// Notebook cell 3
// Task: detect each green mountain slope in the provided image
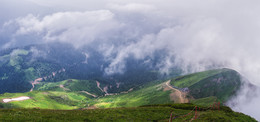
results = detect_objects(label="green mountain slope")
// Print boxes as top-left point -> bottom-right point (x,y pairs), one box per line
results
0,68 -> 244,109
171,68 -> 241,102
0,91 -> 94,109
94,80 -> 173,108
34,79 -> 104,97
0,44 -> 167,94
0,68 -> 256,120
170,69 -> 226,88
94,68 -> 243,108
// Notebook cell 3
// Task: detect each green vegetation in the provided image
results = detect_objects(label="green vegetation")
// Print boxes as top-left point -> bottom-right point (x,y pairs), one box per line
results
170,68 -> 241,102
191,96 -> 218,106
0,68 -> 242,110
34,79 -> 104,96
24,67 -> 37,82
171,69 -> 227,88
0,91 -> 94,109
64,79 -> 104,96
8,49 -> 29,70
0,45 -> 163,94
0,66 -> 254,121
34,81 -> 66,92
0,80 -> 174,109
94,80 -> 172,108
0,104 -> 256,121
188,69 -> 241,101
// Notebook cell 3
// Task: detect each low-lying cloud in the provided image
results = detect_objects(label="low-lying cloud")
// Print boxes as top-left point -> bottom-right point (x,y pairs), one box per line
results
1,0 -> 260,120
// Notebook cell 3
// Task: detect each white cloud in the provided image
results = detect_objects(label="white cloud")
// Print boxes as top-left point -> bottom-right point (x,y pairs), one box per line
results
4,1 -> 260,82
3,0 -> 260,80
108,3 -> 156,13
14,10 -> 121,48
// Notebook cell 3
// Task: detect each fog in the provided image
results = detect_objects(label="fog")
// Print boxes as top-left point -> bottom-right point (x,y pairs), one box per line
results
1,0 -> 260,120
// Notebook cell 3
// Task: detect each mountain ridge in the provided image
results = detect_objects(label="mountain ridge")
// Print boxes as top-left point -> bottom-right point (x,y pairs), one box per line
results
0,68 -> 246,109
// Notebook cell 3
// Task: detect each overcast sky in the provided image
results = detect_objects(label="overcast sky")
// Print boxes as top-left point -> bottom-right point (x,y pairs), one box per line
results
1,0 -> 260,120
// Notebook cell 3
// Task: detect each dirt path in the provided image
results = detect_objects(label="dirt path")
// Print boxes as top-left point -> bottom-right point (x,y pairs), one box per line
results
30,78 -> 43,92
80,91 -> 97,98
30,68 -> 66,92
96,81 -> 104,92
164,80 -> 189,103
59,85 -> 70,91
96,81 -> 127,96
120,88 -> 134,94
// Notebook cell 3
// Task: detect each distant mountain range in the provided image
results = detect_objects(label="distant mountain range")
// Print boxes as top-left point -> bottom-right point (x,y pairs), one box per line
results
0,43 -> 173,94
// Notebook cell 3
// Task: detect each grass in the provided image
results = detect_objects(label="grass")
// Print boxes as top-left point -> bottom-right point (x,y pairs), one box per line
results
32,79 -> 174,109
0,104 -> 256,121
0,68 -> 249,121
34,79 -> 104,97
0,91 -> 93,109
64,79 -> 104,96
190,96 -> 218,106
188,70 -> 241,101
34,80 -> 68,91
0,68 -> 241,110
94,80 -> 173,108
169,68 -> 241,102
171,69 -> 228,88
0,80 -> 173,109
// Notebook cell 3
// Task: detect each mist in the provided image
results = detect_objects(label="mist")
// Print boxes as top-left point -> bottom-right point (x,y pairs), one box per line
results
1,0 -> 260,120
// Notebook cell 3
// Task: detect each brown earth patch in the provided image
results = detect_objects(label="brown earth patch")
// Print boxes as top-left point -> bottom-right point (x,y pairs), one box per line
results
163,80 -> 189,103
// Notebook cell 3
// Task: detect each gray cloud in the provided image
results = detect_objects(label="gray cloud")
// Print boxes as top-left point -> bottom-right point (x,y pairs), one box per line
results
1,0 -> 260,120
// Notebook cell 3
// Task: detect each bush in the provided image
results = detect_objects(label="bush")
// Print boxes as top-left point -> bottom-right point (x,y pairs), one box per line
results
219,106 -> 233,112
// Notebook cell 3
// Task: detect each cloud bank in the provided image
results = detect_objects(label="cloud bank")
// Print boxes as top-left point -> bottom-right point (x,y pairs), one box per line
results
1,0 -> 260,120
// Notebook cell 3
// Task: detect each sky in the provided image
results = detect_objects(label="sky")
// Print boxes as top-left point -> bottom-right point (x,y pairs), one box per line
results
1,0 -> 260,120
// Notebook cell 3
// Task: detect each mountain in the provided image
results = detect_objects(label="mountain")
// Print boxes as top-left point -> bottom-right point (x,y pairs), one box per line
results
0,68 -> 248,110
0,44 -> 256,120
93,68 -> 244,108
0,43 -> 177,94
170,68 -> 242,102
0,68 -> 256,120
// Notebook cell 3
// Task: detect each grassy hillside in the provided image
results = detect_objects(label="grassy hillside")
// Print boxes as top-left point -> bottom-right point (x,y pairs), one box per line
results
0,104 -> 256,121
95,68 -> 242,108
171,69 -> 229,88
190,96 -> 219,106
0,79 -> 175,109
34,79 -> 104,96
94,80 -> 173,108
0,91 -> 94,109
0,68 -> 243,109
0,68 -> 256,121
170,68 -> 241,102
